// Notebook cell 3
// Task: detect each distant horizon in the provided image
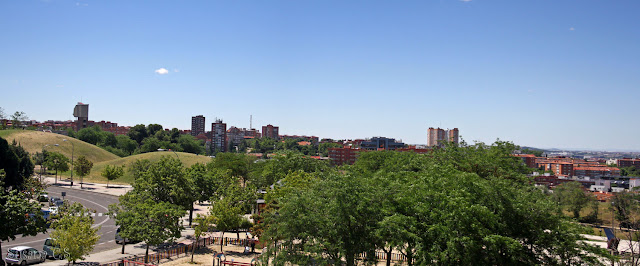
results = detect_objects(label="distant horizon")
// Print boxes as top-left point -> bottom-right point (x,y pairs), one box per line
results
2,1 -> 640,151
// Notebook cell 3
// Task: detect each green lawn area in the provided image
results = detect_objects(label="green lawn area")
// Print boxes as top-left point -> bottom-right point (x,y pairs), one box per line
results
55,151 -> 212,184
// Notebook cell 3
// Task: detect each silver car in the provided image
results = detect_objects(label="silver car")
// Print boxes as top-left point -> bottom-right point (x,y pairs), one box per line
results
4,246 -> 45,265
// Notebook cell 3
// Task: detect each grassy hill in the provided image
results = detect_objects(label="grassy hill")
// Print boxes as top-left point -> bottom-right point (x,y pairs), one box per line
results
0,129 -> 120,163
0,129 -> 212,185
82,151 -> 212,184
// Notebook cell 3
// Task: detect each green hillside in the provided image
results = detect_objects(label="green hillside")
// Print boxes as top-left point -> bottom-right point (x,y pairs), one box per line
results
82,151 -> 212,184
0,129 -> 119,163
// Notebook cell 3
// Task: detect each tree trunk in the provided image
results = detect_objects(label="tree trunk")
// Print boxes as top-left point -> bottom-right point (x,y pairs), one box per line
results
145,244 -> 149,263
189,203 -> 194,226
191,237 -> 197,263
386,248 -> 392,266
220,232 -> 224,252
346,253 -> 355,266
121,240 -> 125,254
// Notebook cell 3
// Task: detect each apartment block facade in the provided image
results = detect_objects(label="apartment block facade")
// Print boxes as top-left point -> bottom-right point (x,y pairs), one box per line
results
191,115 -> 206,136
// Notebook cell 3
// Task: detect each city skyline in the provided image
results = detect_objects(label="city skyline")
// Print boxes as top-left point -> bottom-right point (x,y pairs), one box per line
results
2,1 -> 640,151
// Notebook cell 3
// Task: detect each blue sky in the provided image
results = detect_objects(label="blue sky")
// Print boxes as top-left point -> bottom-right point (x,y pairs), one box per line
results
1,0 -> 639,151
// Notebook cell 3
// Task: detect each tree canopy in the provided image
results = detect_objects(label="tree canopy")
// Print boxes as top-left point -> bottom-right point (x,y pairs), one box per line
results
261,141 -> 611,265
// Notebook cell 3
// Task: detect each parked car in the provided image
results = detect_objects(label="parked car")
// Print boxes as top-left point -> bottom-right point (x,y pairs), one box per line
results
4,246 -> 45,265
48,207 -> 58,215
42,238 -> 65,260
48,197 -> 60,205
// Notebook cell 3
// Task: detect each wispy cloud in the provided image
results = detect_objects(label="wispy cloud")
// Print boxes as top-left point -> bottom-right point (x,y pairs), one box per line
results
75,2 -> 88,6
569,27 -> 575,31
56,85 -> 64,88
460,0 -> 473,2
173,69 -> 180,73
155,68 -> 169,75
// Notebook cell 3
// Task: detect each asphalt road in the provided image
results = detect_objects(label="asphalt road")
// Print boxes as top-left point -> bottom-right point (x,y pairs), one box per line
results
1,185 -> 120,259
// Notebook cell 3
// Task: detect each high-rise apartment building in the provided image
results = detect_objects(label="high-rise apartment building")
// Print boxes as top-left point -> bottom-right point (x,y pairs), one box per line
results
72,102 -> 89,131
427,127 -> 459,147
261,124 -> 279,139
211,119 -> 227,153
191,115 -> 205,136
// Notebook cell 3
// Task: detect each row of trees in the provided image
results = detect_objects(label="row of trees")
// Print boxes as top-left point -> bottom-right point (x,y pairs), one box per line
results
254,142 -> 612,265
0,107 -> 29,129
108,155 -> 257,262
70,124 -> 205,157
236,137 -> 341,156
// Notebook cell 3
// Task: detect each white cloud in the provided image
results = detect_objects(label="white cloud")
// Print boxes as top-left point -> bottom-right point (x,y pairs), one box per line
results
460,0 -> 473,2
155,68 -> 169,75
173,69 -> 180,73
569,27 -> 575,31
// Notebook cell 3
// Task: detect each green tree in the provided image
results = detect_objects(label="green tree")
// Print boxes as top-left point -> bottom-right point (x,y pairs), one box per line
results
127,124 -> 149,145
554,181 -> 591,219
44,152 -> 69,183
50,202 -> 100,264
73,156 -> 93,188
178,134 -> 205,154
108,191 -> 184,262
146,124 -> 164,136
210,197 -> 242,252
116,135 -> 138,155
191,214 -> 215,263
128,159 -> 152,179
10,111 -> 28,129
0,137 -> 35,189
77,125 -> 103,145
102,165 -> 124,188
0,169 -> 48,263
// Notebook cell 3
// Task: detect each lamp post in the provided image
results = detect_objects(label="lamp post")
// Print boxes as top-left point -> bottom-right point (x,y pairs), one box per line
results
63,139 -> 74,186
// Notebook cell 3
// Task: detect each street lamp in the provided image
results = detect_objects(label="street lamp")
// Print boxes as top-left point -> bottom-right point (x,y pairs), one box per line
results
157,148 -> 179,159
63,139 -> 74,187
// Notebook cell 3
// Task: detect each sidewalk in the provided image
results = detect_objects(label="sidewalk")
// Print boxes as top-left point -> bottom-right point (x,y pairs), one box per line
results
39,176 -> 217,265
43,176 -> 133,197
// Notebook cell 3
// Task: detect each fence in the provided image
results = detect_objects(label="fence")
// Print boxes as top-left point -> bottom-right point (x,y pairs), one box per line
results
101,236 -> 408,265
101,236 -> 257,266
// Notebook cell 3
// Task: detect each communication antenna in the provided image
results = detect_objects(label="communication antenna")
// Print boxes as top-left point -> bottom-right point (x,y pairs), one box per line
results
250,115 -> 253,130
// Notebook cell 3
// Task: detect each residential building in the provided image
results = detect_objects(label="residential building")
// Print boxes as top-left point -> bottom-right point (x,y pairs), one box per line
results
328,146 -> 360,165
191,115 -> 206,137
262,124 -> 279,139
618,158 -> 640,169
427,127 -> 459,147
211,119 -> 227,153
513,154 -> 537,168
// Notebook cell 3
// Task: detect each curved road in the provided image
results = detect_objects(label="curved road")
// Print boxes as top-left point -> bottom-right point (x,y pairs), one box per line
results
1,185 -> 120,258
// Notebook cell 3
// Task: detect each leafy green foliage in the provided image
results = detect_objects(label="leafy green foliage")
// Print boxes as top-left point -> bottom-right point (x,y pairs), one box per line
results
44,151 -> 69,179
101,164 -> 124,187
553,181 -> 592,219
0,169 -> 48,255
210,197 -> 243,252
109,191 -> 184,262
0,137 -> 34,189
262,142 -> 611,265
74,155 -> 93,181
50,202 -> 100,264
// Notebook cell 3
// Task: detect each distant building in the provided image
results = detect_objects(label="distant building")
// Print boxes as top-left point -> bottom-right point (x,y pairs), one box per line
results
262,124 -> 279,139
280,135 -> 319,143
227,127 -> 260,146
191,115 -> 206,137
328,146 -> 360,165
618,158 -> 640,169
427,127 -> 459,147
513,154 -> 538,168
211,119 -> 227,153
360,137 -> 405,151
73,102 -> 89,131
